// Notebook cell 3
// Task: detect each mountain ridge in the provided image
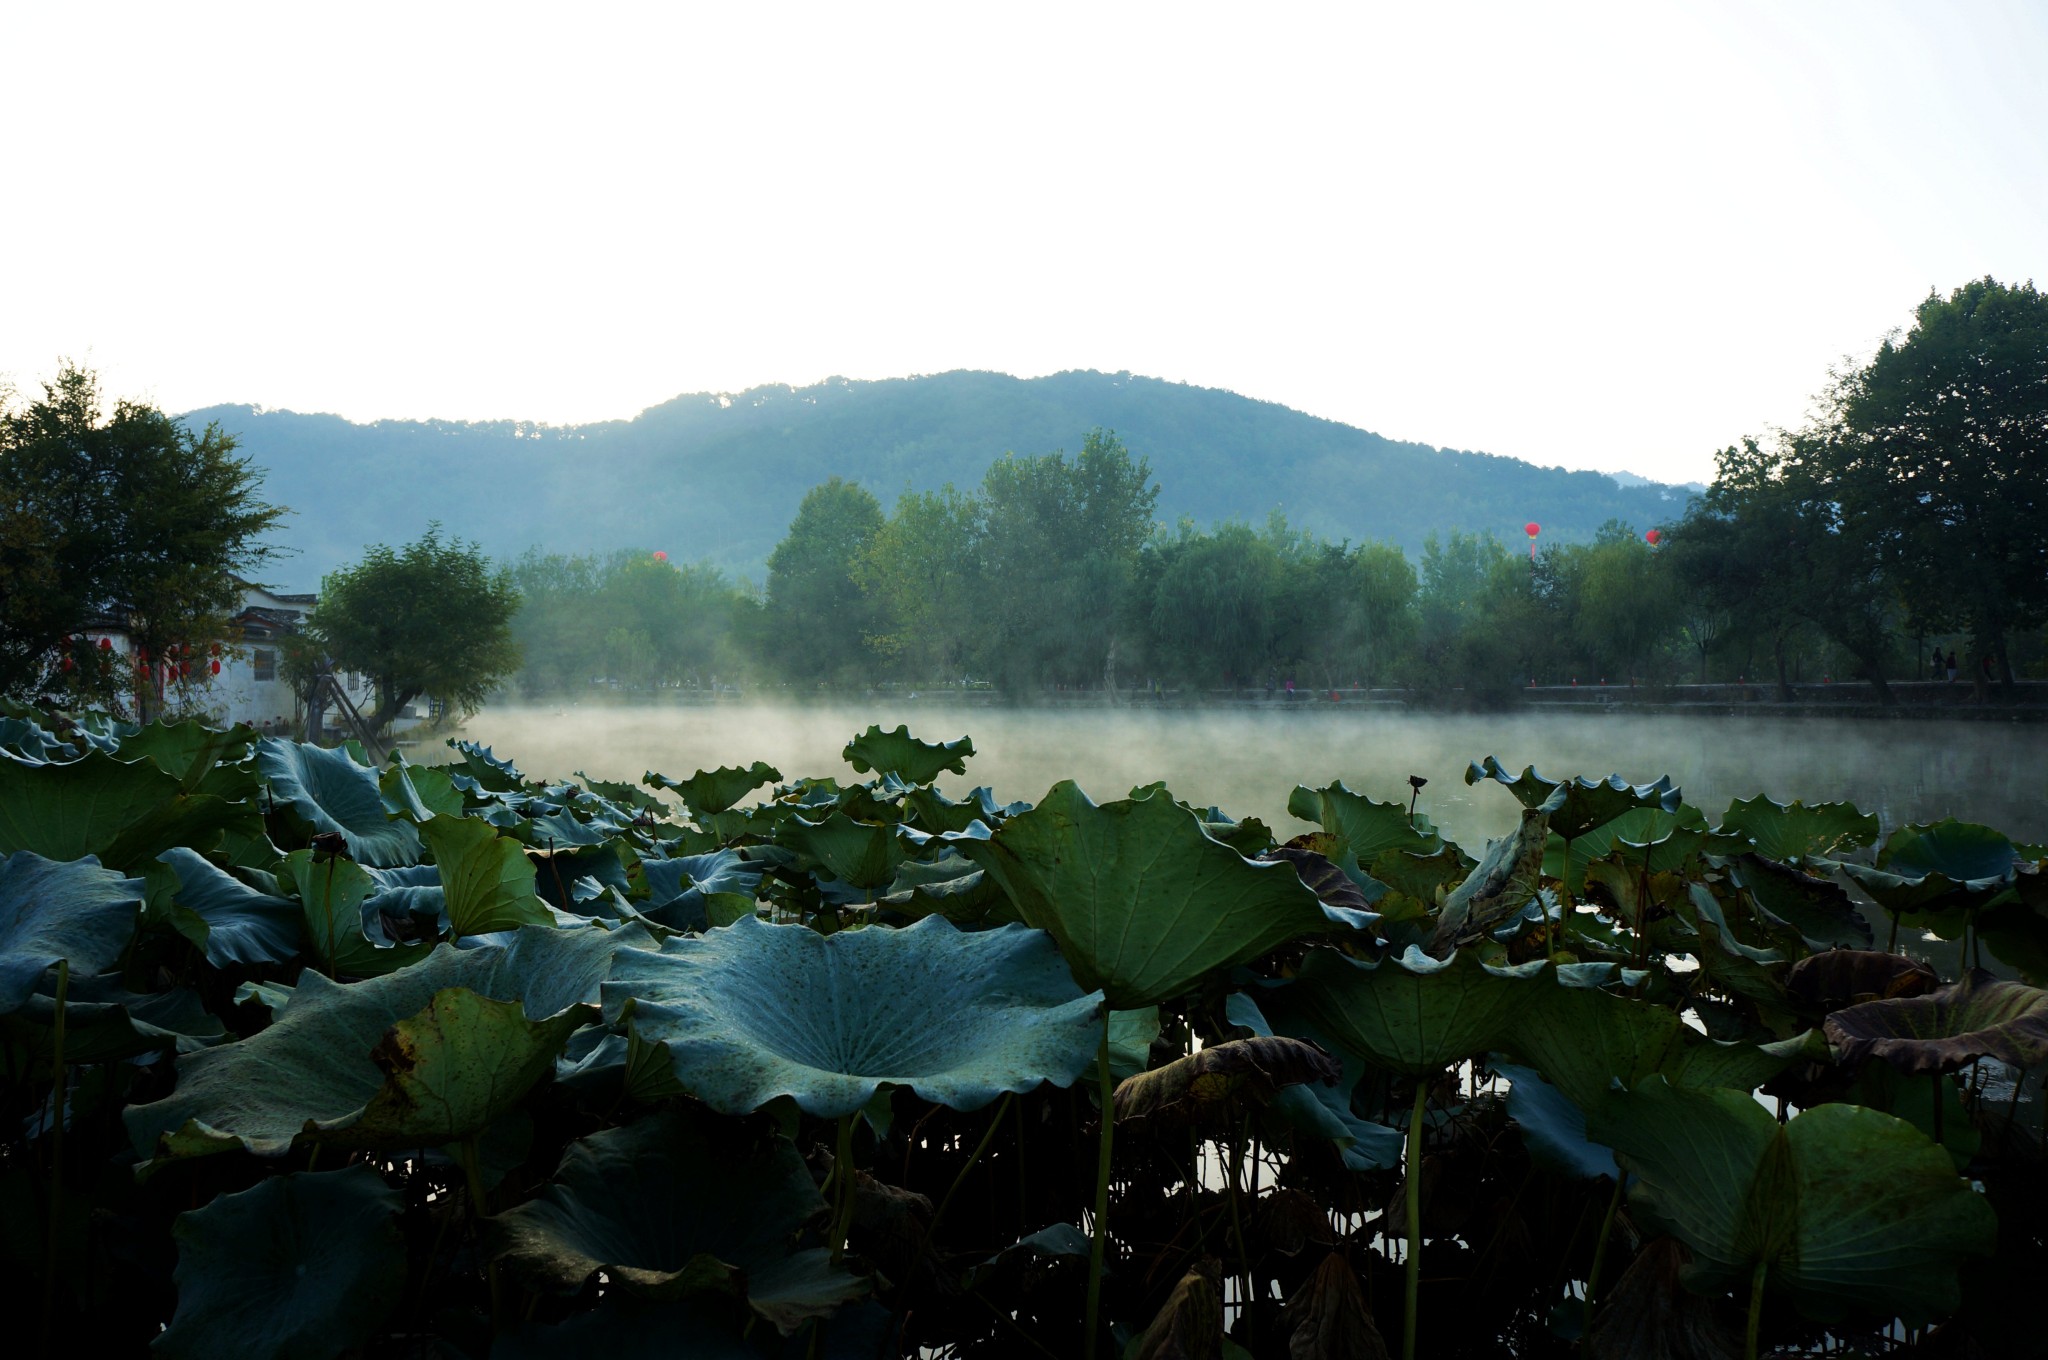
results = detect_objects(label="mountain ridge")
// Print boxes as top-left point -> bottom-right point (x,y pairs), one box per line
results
180,368 -> 1696,591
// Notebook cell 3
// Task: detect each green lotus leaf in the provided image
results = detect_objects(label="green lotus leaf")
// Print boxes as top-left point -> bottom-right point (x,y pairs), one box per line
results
843,723 -> 974,784
379,758 -> 464,821
1466,757 -> 1681,840
0,852 -> 143,1013
1728,854 -> 1873,949
1223,990 -> 1404,1172
283,850 -> 432,977
645,761 -> 782,816
488,1109 -> 866,1331
1824,969 -> 2048,1076
156,847 -> 303,967
258,738 -> 421,868
448,739 -> 529,792
781,810 -> 907,891
1585,1079 -> 1995,1325
602,914 -> 1103,1118
904,785 -> 1024,835
1498,1063 -> 1619,1181
877,852 -> 1019,926
1663,883 -> 1789,1014
9,968 -> 226,1062
126,925 -> 656,1161
156,1165 -> 404,1360
1286,946 -> 1546,1078
0,750 -> 244,872
1841,820 -> 2022,917
1551,804 -> 1714,897
637,850 -> 764,931
421,815 -> 553,936
0,712 -> 76,764
959,781 -> 1370,1009
1784,949 -> 1939,1013
1286,781 -> 1441,860
1718,795 -> 1880,864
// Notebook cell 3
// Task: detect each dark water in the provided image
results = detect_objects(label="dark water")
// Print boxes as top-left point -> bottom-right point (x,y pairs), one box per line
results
452,702 -> 2048,849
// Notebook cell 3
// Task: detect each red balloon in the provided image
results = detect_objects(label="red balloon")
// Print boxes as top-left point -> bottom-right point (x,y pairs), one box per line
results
1524,522 -> 1541,538
1644,529 -> 1661,546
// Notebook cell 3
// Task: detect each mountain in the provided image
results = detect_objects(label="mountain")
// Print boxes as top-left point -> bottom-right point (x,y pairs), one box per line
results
182,370 -> 1697,590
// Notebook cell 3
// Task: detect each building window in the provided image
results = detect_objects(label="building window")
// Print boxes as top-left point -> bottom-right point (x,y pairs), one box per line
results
253,649 -> 276,682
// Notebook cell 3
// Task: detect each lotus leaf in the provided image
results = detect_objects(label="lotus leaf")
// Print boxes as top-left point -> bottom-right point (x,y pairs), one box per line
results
602,914 -> 1103,1118
259,738 -> 421,867
843,723 -> 974,783
126,925 -> 656,1160
1466,758 -> 1681,840
1552,804 -> 1715,898
488,1109 -> 866,1331
1586,1079 -> 1994,1324
1429,808 -> 1550,953
782,810 -> 908,890
1286,946 -> 1545,1078
0,750 -> 245,871
156,1165 -> 404,1360
1112,1035 -> 1339,1126
380,758 -> 464,820
646,761 -> 781,815
1224,990 -> 1405,1172
449,739 -> 528,791
0,851 -> 143,1013
877,853 -> 1018,925
9,969 -> 226,1061
116,719 -> 255,788
0,712 -> 76,764
1497,1063 -> 1619,1181
959,781 -> 1370,1009
1784,949 -> 1938,1012
1582,1238 -> 1741,1360
1286,781 -> 1441,860
1718,795 -> 1879,864
637,849 -> 764,930
1284,1252 -> 1391,1360
1728,854 -> 1873,949
157,847 -> 303,967
284,850 -> 431,976
420,814 -> 553,936
1261,846 -> 1377,917
1824,969 -> 2048,1075
1840,820 -> 2021,917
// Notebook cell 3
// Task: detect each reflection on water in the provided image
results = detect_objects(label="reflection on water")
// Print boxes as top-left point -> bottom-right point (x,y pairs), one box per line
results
449,702 -> 2048,849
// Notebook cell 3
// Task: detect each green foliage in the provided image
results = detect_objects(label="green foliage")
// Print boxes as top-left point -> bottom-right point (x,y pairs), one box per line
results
309,524 -> 521,732
0,361 -> 286,710
763,478 -> 885,684
4,710 -> 2041,1356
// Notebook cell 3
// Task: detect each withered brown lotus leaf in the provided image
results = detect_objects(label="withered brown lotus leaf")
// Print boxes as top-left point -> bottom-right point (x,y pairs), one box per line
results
1825,969 -> 2048,1076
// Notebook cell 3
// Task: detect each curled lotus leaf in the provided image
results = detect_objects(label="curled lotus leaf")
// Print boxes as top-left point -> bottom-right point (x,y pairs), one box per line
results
1112,1035 -> 1340,1126
1429,807 -> 1550,954
0,851 -> 144,1014
1585,1078 -> 1995,1326
156,1165 -> 404,1360
1841,820 -> 2022,916
1260,846 -> 1376,918
1583,1237 -> 1741,1360
1129,1257 -> 1226,1360
0,750 -> 246,873
781,810 -> 907,890
157,847 -> 303,968
1785,950 -> 1939,1014
420,815 -> 554,936
1728,855 -> 1873,950
488,1109 -> 865,1332
1286,781 -> 1441,861
958,781 -> 1373,1009
1466,757 -> 1681,840
1717,795 -> 1879,865
601,914 -> 1104,1118
842,724 -> 974,784
1283,1252 -> 1391,1360
637,849 -> 764,931
258,738 -> 421,868
1824,969 -> 2048,1076
126,925 -> 657,1161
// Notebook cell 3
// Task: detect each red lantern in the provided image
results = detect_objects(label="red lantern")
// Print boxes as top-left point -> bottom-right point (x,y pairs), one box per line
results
653,550 -> 669,562
61,655 -> 75,673
1524,523 -> 1540,538
210,659 -> 221,675
1644,529 -> 1661,546
99,637 -> 112,651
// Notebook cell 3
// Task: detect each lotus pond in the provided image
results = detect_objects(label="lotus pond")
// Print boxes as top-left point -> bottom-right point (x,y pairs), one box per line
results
2,706 -> 2045,1359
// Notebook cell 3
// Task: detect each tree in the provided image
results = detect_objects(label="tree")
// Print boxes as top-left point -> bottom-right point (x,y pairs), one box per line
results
1818,278 -> 2048,695
308,526 -> 521,733
0,361 -> 287,710
855,485 -> 982,680
763,478 -> 885,684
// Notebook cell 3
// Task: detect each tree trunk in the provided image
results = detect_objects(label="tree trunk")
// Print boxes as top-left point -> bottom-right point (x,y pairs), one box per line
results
1101,634 -> 1121,708
1773,636 -> 1794,703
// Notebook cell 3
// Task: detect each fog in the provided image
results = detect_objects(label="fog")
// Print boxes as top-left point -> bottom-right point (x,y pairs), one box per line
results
447,701 -> 2048,847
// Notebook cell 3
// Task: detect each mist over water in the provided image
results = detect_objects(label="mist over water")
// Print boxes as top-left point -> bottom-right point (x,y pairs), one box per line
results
449,701 -> 2048,847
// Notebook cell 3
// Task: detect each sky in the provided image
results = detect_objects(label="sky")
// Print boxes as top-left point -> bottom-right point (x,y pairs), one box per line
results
5,2 -> 2044,486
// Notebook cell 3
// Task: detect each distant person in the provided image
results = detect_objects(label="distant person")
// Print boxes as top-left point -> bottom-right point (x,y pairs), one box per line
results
1947,650 -> 1959,682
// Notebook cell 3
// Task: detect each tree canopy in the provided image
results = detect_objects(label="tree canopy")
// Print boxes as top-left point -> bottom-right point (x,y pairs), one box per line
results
308,526 -> 521,732
0,361 -> 286,711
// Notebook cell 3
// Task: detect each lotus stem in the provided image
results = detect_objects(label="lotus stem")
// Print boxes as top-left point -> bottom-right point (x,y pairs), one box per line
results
830,1112 -> 858,1262
1403,1075 -> 1429,1360
1744,1257 -> 1767,1360
1084,1013 -> 1114,1360
1886,910 -> 1899,954
458,1135 -> 502,1331
40,959 -> 69,1358
1582,1171 -> 1626,1332
904,1092 -> 1014,1290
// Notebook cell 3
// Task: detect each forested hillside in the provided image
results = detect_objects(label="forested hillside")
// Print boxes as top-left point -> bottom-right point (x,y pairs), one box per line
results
185,370 -> 1688,588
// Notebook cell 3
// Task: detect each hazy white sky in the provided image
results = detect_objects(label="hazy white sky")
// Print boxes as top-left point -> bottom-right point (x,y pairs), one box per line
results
5,2 -> 2043,484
